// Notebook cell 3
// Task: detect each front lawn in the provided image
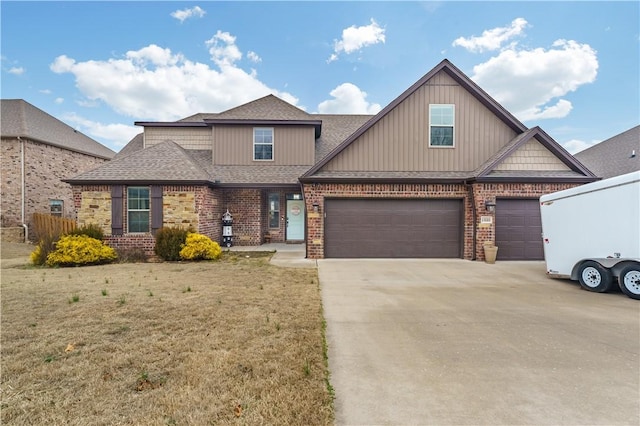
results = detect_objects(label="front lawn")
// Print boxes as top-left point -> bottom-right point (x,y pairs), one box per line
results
1,250 -> 332,425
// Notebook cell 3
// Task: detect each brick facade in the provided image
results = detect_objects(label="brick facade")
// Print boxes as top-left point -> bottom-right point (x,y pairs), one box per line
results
1,138 -> 109,240
302,181 -> 581,260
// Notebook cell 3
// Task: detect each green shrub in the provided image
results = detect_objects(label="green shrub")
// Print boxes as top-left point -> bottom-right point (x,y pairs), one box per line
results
154,227 -> 190,261
46,235 -> 117,267
116,247 -> 148,263
67,223 -> 104,240
30,235 -> 58,266
180,233 -> 222,261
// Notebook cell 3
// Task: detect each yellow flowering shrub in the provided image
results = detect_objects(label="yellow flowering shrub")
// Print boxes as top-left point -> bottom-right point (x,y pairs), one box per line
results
46,235 -> 117,267
179,233 -> 221,261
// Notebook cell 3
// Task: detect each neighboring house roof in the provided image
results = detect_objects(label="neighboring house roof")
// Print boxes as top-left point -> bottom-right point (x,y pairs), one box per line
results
65,140 -> 211,185
574,125 -> 640,179
1,99 -> 115,159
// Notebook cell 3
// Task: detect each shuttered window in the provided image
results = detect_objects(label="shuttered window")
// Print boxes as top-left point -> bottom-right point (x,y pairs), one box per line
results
127,187 -> 150,233
111,185 -> 124,236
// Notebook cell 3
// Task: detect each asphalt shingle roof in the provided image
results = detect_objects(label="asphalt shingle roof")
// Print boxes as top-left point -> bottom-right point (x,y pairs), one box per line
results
1,99 -> 115,159
214,94 -> 312,120
66,140 -> 210,183
575,125 -> 640,179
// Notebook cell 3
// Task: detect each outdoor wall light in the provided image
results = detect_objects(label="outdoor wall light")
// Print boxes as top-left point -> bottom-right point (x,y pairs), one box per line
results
484,200 -> 496,213
312,203 -> 320,213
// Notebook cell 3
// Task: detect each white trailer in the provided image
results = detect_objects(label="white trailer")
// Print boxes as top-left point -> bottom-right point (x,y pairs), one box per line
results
540,171 -> 640,299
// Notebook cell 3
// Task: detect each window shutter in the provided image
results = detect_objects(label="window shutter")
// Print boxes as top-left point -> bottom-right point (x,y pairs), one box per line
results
150,185 -> 163,235
111,185 -> 123,236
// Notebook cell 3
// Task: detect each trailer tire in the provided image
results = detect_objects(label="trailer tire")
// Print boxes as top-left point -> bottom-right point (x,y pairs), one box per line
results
618,264 -> 640,300
577,261 -> 614,293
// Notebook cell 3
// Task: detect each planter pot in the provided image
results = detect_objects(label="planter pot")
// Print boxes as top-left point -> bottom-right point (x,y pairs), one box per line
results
484,245 -> 498,264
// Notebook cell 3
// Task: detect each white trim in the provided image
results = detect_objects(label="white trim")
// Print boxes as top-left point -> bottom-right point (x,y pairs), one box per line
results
127,186 -> 150,233
428,104 -> 455,148
253,127 -> 274,161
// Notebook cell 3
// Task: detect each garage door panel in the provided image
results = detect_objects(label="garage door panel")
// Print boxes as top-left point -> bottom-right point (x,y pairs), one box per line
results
495,199 -> 543,260
325,199 -> 462,258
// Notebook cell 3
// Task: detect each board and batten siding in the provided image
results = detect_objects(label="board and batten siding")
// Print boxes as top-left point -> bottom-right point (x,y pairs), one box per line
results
213,125 -> 315,166
322,70 -> 518,173
144,127 -> 212,150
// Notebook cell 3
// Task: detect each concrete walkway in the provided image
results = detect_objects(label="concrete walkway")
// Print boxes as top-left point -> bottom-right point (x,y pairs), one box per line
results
226,243 -> 316,269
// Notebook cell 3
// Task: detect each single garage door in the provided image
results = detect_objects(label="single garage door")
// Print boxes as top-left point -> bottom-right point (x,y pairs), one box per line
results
495,198 -> 543,260
324,199 -> 462,258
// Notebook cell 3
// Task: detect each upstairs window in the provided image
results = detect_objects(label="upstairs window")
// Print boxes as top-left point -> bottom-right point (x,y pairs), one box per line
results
254,128 -> 274,161
429,104 -> 455,147
127,187 -> 150,233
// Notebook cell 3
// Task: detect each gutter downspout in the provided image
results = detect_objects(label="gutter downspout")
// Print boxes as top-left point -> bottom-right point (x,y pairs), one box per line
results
19,137 -> 28,242
466,180 -> 476,260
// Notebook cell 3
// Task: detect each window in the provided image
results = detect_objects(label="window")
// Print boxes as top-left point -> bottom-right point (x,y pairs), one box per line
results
50,200 -> 63,217
127,187 -> 150,232
429,104 -> 455,147
254,128 -> 273,160
268,193 -> 280,228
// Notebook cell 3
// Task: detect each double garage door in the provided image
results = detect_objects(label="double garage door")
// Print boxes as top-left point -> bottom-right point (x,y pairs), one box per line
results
324,199 -> 462,258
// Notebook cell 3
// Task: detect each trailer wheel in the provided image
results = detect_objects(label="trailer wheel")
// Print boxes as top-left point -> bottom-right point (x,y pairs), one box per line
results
577,261 -> 613,293
618,264 -> 640,300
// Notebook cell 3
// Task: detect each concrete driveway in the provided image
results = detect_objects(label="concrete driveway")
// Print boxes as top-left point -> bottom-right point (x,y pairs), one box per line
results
318,259 -> 639,425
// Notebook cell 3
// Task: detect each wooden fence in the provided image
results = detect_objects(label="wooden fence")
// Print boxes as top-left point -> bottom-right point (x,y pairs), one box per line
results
32,213 -> 76,240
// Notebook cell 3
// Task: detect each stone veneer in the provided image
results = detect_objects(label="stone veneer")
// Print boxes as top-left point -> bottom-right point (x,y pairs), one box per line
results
1,138 -> 109,240
302,182 -> 580,260
73,184 -> 223,256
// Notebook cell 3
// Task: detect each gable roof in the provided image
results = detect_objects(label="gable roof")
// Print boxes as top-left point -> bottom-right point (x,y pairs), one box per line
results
575,125 -> 640,179
64,140 -> 211,185
1,99 -> 115,159
474,126 -> 596,182
302,59 -> 528,178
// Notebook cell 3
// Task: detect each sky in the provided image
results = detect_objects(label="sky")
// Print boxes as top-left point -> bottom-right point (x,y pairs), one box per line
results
2,1 -> 638,154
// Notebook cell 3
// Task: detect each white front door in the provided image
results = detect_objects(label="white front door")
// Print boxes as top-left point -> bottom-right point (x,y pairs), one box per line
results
286,199 -> 305,240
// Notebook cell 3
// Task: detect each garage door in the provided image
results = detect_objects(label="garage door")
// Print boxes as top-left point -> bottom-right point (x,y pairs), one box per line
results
495,199 -> 543,260
324,199 -> 462,258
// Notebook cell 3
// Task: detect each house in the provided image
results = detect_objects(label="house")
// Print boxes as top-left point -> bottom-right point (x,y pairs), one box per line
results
1,99 -> 115,242
66,59 -> 596,260
574,125 -> 640,179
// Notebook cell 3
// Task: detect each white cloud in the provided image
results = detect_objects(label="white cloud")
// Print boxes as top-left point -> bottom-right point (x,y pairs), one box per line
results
39,89 -> 52,95
170,6 -> 205,23
8,67 -> 25,75
562,138 -> 599,154
247,51 -> 261,63
50,33 -> 299,122
328,18 -> 385,63
206,30 -> 242,67
317,83 -> 381,114
453,18 -> 528,53
470,39 -> 598,121
54,97 -> 64,104
63,112 -> 141,149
